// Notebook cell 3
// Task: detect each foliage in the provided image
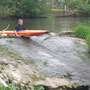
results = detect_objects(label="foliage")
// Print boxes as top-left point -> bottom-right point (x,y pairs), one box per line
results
0,0 -> 51,18
77,0 -> 90,14
74,25 -> 90,39
88,20 -> 90,25
64,0 -> 77,8
35,86 -> 45,90
0,84 -> 20,90
74,24 -> 90,51
86,34 -> 90,51
0,84 -> 45,90
55,0 -> 90,15
7,39 -> 14,43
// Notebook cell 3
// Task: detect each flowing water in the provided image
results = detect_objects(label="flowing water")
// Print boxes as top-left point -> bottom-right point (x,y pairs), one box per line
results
0,17 -> 90,86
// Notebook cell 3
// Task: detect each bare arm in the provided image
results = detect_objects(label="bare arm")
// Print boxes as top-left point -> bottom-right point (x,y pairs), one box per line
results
15,30 -> 19,37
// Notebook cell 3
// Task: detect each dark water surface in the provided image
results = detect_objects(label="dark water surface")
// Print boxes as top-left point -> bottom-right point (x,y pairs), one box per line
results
0,17 -> 89,33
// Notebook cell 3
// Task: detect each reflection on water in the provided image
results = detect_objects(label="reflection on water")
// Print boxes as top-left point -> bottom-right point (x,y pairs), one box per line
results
0,17 -> 89,33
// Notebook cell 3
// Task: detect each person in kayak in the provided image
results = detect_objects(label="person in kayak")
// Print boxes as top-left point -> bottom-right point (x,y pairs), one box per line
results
15,19 -> 26,37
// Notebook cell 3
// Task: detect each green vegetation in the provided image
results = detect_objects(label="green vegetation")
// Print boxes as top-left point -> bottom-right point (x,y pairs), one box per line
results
35,86 -> 45,90
0,84 -> 20,90
74,24 -> 90,51
74,25 -> 90,39
43,60 -> 49,65
0,0 -> 89,18
54,0 -> 90,16
0,0 -> 51,18
77,0 -> 90,15
0,84 -> 45,90
86,34 -> 90,51
7,40 -> 14,43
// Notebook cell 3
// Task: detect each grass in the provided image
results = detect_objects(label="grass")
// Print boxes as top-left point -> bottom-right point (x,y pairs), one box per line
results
9,53 -> 15,58
74,24 -> 90,51
74,24 -> 90,39
52,9 -> 77,13
0,84 -> 20,90
86,34 -> 90,51
7,39 -> 14,43
52,9 -> 65,12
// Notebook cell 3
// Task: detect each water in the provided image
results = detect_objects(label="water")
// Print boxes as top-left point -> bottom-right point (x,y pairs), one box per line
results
0,17 -> 89,33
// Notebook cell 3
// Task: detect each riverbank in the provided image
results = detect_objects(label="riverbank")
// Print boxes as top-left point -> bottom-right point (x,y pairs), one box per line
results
52,9 -> 90,17
0,33 -> 90,89
0,9 -> 90,19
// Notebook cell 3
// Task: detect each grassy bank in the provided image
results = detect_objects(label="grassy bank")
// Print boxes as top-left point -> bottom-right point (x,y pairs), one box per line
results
74,24 -> 90,51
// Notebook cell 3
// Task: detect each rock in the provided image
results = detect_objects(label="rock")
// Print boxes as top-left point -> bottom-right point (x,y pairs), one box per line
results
58,31 -> 74,36
50,32 -> 56,36
0,77 -> 8,87
32,78 -> 75,89
0,58 -> 8,65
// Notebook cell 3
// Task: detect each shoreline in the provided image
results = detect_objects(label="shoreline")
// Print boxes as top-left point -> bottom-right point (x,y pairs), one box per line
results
0,12 -> 90,19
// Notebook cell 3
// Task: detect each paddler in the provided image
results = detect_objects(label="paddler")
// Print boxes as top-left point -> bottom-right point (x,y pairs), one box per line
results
15,19 -> 26,37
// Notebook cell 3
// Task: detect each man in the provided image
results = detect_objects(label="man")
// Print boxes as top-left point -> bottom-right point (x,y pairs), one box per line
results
15,19 -> 26,37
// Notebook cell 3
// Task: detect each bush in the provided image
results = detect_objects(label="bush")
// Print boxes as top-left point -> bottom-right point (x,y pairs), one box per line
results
86,34 -> 90,51
0,0 -> 51,18
74,25 -> 90,39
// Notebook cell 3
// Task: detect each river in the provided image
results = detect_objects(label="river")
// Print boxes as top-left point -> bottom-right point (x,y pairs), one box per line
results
0,17 -> 90,33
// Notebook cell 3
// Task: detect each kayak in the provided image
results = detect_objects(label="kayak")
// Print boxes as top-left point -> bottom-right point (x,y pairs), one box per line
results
0,30 -> 49,37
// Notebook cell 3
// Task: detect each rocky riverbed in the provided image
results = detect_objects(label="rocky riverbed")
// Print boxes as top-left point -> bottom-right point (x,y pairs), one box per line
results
0,34 -> 90,90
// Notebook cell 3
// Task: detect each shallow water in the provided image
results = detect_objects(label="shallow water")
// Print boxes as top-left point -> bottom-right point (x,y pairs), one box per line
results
0,17 -> 90,33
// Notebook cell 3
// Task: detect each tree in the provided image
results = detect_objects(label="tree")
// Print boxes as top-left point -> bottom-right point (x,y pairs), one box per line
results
77,0 -> 90,14
0,0 -> 51,18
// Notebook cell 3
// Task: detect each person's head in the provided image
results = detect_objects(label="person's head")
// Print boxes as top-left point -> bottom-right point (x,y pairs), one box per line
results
18,19 -> 23,25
